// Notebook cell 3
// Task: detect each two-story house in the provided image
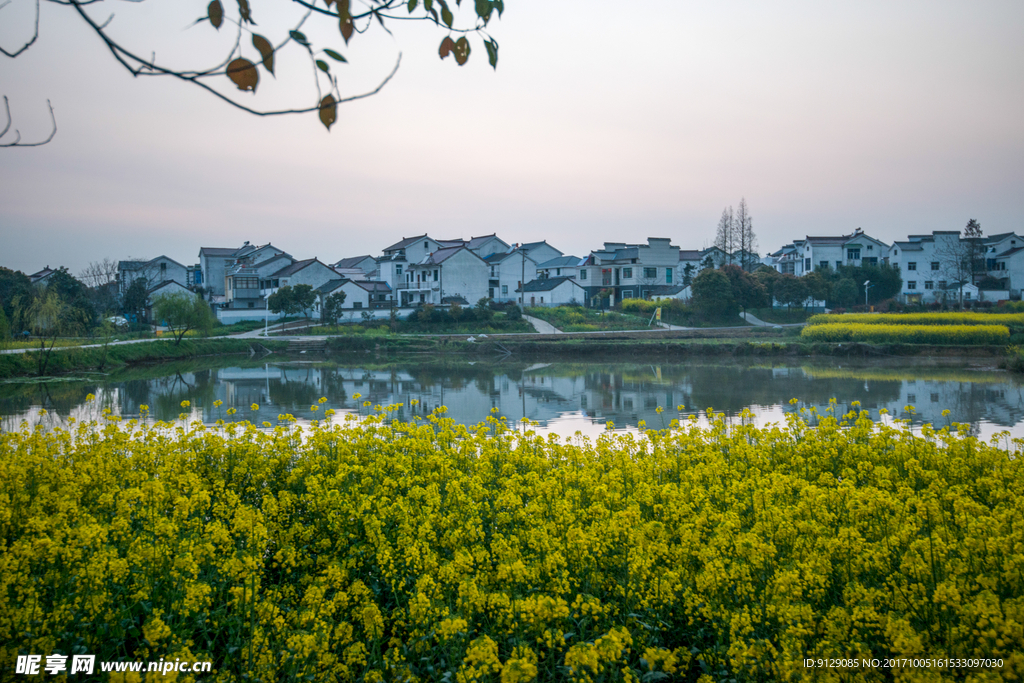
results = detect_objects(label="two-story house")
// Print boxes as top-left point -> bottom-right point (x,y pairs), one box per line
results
199,242 -> 290,301
578,238 -> 680,307
117,256 -> 189,295
403,246 -> 489,307
483,248 -> 540,303
888,231 -> 962,303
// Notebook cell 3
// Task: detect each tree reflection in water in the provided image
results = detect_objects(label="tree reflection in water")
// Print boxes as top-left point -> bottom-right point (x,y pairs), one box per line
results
1,359 -> 1022,440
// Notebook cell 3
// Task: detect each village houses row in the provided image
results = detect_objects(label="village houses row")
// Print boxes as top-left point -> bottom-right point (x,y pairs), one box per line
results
90,225 -> 1024,322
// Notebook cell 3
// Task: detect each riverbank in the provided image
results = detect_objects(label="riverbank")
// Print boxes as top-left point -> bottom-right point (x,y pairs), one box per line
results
0,330 -> 1011,380
0,339 -> 289,380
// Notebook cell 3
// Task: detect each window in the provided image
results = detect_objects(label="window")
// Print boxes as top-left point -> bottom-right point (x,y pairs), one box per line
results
234,276 -> 258,289
540,297 -> 544,303
396,265 -> 402,275
907,394 -> 916,403
931,262 -> 939,270
621,290 -> 633,299
272,279 -> 279,288
424,241 -> 428,248
805,258 -> 811,270
501,285 -> 508,294
836,261 -> 842,269
820,261 -> 829,270
160,262 -> 167,272
907,281 -> 917,290
248,302 -> 254,308
965,292 -> 972,300
644,267 -> 657,279
666,268 -> 672,283
433,270 -> 438,281
622,267 -> 633,279
938,280 -> 947,290
907,262 -> 917,271
867,245 -> 873,251
925,281 -> 934,290
354,302 -> 362,309
556,268 -> 561,276
580,270 -> 587,280
847,249 -> 861,260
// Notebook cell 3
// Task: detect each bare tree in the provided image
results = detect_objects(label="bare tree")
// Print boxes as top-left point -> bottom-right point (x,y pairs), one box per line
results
714,206 -> 736,266
735,198 -> 758,271
935,233 -> 972,309
79,258 -> 120,289
1,0 -> 507,143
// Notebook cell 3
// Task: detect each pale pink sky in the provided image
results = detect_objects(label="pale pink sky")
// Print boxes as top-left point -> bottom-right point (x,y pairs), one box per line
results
1,0 -> 1022,274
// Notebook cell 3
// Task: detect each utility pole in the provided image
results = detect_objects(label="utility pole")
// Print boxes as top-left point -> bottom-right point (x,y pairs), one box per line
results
520,245 -> 525,307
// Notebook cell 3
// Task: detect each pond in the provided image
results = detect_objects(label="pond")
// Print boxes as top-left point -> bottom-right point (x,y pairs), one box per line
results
3,356 -> 1022,441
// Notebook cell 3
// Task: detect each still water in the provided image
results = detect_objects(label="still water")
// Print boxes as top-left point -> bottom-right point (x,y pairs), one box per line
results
2,357 -> 1022,440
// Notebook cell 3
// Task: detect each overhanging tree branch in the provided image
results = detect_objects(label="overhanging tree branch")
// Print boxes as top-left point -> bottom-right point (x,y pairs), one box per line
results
1,0 -> 503,142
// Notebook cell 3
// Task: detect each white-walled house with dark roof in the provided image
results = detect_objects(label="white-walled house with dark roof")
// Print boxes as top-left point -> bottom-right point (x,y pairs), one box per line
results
403,246 -> 489,307
887,231 -> 964,303
516,277 -> 587,307
769,228 -> 889,276
484,248 -> 539,304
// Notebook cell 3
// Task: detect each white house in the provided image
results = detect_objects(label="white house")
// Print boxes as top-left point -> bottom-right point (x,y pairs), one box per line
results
145,280 -> 193,322
535,256 -> 582,280
888,231 -> 963,303
520,241 -> 564,264
332,255 -> 378,278
118,256 -> 189,295
517,277 -> 587,307
223,253 -> 295,310
484,248 -> 539,304
650,285 -> 691,302
403,246 -> 489,307
770,228 -> 888,276
318,279 -> 394,314
984,234 -> 1024,296
579,238 -> 680,307
199,242 -> 290,299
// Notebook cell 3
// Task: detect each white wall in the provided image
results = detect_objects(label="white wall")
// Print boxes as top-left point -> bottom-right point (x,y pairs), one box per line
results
216,308 -> 287,324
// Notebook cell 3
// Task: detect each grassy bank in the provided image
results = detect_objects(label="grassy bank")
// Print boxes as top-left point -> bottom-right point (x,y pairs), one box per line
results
3,408 -> 1020,681
0,339 -> 288,380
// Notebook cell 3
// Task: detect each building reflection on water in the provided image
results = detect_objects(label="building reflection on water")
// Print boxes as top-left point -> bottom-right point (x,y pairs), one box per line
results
3,361 -> 1024,440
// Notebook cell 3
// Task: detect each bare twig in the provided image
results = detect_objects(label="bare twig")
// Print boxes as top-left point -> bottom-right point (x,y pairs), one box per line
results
0,0 -> 40,58
0,96 -> 57,147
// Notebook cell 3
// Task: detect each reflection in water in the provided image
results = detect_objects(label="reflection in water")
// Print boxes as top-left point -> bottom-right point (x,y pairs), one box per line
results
2,360 -> 1023,441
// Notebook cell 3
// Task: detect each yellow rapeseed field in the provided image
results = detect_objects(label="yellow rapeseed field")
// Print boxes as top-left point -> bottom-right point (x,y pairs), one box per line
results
2,400 -> 1023,682
807,313 -> 1024,327
800,323 -> 1009,345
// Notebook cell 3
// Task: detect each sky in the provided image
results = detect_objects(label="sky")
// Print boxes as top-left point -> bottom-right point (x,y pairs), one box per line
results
1,0 -> 1022,275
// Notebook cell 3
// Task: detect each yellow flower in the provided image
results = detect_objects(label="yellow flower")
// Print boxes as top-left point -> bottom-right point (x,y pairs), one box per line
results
180,400 -> 190,408
319,396 -> 328,404
310,405 -> 318,412
251,403 -> 259,411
